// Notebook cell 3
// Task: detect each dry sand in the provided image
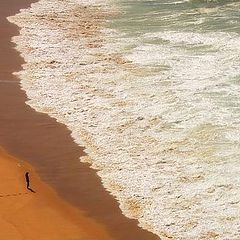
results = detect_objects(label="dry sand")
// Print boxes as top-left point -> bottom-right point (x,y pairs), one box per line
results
0,147 -> 113,240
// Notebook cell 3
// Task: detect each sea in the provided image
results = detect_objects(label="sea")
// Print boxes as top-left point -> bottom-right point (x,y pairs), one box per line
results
9,0 -> 240,239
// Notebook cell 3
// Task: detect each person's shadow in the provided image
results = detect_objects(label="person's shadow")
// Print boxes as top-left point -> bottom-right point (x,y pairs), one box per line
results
27,187 -> 35,193
25,172 -> 36,193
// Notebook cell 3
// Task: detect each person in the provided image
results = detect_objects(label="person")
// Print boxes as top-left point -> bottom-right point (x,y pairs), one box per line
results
25,172 -> 30,189
25,172 -> 35,193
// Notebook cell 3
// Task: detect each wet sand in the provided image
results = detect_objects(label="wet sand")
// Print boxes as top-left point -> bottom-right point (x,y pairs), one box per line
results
0,0 -> 159,239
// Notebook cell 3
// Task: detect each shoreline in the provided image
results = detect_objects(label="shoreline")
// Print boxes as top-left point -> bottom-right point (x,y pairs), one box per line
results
0,0 -> 159,239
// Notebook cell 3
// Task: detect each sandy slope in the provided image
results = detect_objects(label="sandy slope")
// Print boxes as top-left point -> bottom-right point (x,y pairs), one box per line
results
0,147 -> 112,240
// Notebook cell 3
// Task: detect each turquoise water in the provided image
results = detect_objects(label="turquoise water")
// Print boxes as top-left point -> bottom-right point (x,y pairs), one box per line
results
108,0 -> 240,132
104,2 -> 240,236
110,0 -> 240,34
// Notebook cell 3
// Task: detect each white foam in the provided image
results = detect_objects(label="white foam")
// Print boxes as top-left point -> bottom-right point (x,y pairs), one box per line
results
8,0 -> 240,239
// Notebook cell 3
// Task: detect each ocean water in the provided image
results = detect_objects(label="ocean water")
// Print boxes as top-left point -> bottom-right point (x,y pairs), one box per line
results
9,0 -> 240,239
106,0 -> 240,157
106,1 -> 240,238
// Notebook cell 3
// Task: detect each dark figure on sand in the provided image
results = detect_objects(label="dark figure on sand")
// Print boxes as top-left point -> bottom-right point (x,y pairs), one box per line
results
25,172 -> 35,193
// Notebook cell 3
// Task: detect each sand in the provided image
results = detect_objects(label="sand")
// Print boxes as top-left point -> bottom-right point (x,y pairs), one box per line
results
8,0 -> 240,239
0,147 -> 113,240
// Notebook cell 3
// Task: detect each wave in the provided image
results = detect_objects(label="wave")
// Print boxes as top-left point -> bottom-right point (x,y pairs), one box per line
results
8,0 -> 240,239
188,0 -> 240,6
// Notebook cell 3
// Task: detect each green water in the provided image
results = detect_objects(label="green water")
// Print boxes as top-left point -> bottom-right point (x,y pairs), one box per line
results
110,0 -> 240,35
106,0 -> 240,156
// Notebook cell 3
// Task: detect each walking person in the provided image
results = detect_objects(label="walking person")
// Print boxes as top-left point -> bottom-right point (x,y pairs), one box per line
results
25,172 -> 30,189
25,172 -> 35,192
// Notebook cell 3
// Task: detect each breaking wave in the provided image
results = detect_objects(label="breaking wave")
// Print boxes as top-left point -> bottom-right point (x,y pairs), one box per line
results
8,0 -> 240,239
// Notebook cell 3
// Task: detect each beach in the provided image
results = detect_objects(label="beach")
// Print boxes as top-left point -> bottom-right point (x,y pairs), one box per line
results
2,0 -> 240,239
0,147 -> 113,240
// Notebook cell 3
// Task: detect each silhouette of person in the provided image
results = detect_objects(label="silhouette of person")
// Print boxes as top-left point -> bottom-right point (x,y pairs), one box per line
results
25,172 -> 30,189
25,172 -> 35,193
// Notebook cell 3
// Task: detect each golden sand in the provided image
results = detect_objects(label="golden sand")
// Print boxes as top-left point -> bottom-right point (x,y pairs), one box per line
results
0,147 -> 112,240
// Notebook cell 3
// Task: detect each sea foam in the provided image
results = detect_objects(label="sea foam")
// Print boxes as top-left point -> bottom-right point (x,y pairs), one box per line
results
8,0 -> 240,239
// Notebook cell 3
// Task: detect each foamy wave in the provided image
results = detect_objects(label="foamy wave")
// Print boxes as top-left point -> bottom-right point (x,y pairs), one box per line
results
8,0 -> 240,239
